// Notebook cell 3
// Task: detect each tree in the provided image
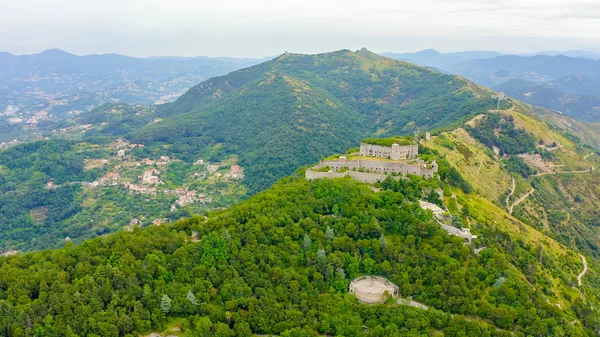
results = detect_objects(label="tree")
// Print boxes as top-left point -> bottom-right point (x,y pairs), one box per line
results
303,234 -> 312,251
186,289 -> 198,306
379,233 -> 387,249
160,294 -> 172,314
325,226 -> 335,241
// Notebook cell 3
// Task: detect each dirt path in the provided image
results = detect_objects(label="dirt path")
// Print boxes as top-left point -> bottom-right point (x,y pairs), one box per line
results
532,167 -> 593,177
578,254 -> 588,286
508,188 -> 535,215
532,153 -> 595,177
476,154 -> 484,177
506,176 -> 515,211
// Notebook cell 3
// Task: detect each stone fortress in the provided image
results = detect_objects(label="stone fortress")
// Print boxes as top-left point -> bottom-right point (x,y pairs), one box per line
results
306,140 -> 438,183
306,138 -> 478,245
349,276 -> 399,304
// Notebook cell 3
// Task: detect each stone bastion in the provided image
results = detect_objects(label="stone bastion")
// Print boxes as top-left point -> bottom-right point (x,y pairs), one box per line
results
349,276 -> 399,304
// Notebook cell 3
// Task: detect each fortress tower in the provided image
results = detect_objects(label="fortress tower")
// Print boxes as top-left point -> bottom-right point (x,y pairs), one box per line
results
360,142 -> 418,160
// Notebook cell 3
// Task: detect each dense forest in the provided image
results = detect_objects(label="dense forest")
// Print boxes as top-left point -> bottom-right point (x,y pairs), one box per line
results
0,176 -> 594,336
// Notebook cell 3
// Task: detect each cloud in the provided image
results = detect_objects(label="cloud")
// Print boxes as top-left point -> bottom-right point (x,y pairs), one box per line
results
0,0 -> 598,56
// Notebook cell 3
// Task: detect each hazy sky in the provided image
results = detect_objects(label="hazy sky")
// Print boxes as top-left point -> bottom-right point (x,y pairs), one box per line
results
1,0 -> 599,57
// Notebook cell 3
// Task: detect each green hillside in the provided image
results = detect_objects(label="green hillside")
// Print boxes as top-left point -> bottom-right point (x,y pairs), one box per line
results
0,174 -> 595,336
0,49 -> 507,252
116,49 -> 502,193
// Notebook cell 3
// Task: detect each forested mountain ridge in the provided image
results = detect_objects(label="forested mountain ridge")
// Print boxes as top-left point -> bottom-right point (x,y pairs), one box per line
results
5,74 -> 600,334
4,48 -> 600,255
0,48 -> 506,253
96,48 -> 503,193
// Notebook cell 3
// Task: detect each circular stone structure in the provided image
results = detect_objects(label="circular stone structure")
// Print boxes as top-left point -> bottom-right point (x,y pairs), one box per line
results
349,276 -> 399,304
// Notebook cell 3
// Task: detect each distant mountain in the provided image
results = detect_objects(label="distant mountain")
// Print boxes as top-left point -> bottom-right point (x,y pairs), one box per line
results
519,50 -> 600,60
381,49 -> 502,70
449,55 -> 600,87
0,49 -> 266,141
548,74 -> 600,96
382,51 -> 600,121
494,79 -> 600,121
0,49 -> 263,85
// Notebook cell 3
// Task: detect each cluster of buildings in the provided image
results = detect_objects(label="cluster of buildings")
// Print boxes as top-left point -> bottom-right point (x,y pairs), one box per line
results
170,188 -> 212,211
225,165 -> 244,179
0,139 -> 18,150
91,172 -> 120,187
141,169 -> 161,185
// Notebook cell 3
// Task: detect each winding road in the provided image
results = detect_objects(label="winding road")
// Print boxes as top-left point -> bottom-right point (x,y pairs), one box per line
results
578,254 -> 588,286
506,176 -> 515,211
508,188 -> 535,215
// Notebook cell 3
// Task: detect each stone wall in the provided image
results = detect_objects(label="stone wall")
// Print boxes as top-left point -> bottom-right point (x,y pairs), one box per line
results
305,170 -> 346,181
347,171 -> 388,184
316,159 -> 437,179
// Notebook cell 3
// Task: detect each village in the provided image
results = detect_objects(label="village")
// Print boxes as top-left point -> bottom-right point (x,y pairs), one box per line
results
45,137 -> 247,229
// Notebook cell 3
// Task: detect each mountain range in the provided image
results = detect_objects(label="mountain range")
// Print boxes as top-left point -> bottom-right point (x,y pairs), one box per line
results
85,48 -> 501,193
383,49 -> 600,122
0,49 -> 266,142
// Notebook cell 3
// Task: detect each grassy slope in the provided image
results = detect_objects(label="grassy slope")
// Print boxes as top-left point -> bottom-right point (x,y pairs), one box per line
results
424,104 -> 600,317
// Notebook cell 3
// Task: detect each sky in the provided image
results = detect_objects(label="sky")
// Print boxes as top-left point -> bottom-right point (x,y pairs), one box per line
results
1,0 -> 599,57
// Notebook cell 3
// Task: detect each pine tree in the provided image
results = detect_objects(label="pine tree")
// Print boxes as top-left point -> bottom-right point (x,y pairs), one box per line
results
379,233 -> 387,249
303,234 -> 312,250
186,289 -> 198,306
160,294 -> 172,314
325,226 -> 335,241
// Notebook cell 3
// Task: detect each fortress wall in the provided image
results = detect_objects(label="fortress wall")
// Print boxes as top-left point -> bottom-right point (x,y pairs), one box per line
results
353,291 -> 387,303
359,160 -> 403,173
391,144 -> 418,160
305,170 -> 347,181
422,169 -> 435,179
402,163 -> 422,176
361,143 -> 418,160
320,160 -> 358,171
348,171 -> 388,184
